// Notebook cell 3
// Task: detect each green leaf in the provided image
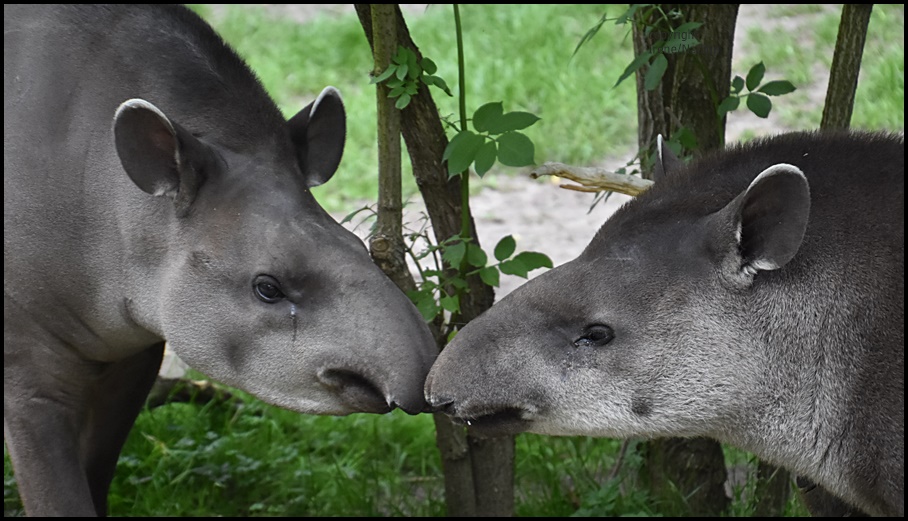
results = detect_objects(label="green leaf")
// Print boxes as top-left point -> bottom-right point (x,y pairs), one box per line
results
416,296 -> 440,322
339,206 -> 372,225
474,141 -> 497,177
466,243 -> 488,268
472,102 -> 504,133
644,53 -> 668,91
440,294 -> 460,313
421,57 -> 437,75
395,63 -> 409,81
494,235 -> 516,261
746,93 -> 772,118
395,93 -> 411,110
731,75 -> 745,94
423,75 -> 452,96
487,111 -> 541,134
717,95 -> 740,116
371,66 -> 396,84
446,328 -> 458,343
676,127 -> 698,150
442,240 -> 466,267
407,288 -> 439,322
391,48 -> 405,65
389,85 -> 406,98
663,21 -> 701,53
615,4 -> 644,25
745,62 -> 765,91
499,258 -> 529,278
443,131 -> 485,176
496,131 -> 535,167
448,277 -> 468,290
572,11 -> 608,58
406,49 -> 420,78
757,80 -> 796,96
479,266 -> 500,287
672,21 -> 703,34
512,251 -> 553,271
614,50 -> 652,88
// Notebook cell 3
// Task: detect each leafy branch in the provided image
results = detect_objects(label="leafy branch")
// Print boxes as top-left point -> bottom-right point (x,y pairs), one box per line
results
371,45 -> 452,109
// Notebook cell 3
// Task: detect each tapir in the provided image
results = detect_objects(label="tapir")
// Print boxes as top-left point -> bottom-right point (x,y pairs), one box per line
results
426,131 -> 904,516
4,4 -> 435,516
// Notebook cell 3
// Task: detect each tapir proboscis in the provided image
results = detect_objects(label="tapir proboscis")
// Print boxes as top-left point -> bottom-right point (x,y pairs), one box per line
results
426,131 -> 904,516
4,4 -> 436,516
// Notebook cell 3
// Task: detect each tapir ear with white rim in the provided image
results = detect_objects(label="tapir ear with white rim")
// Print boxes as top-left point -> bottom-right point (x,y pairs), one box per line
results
288,86 -> 347,188
652,134 -> 684,182
114,98 -> 214,215
708,164 -> 811,287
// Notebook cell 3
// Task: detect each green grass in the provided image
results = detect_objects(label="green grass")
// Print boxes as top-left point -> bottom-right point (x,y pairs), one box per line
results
4,4 -> 903,517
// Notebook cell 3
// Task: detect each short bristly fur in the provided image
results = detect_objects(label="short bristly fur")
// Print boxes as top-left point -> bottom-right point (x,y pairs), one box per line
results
5,5 -> 435,516
427,131 -> 904,516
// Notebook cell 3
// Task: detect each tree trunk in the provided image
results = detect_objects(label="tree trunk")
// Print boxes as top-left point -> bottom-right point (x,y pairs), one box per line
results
753,459 -> 790,517
368,4 -> 417,295
633,5 -> 738,516
356,4 -> 511,516
821,4 -> 872,129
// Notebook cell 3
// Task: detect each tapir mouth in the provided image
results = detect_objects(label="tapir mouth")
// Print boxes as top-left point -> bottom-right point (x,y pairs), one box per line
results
430,400 -> 535,438
317,368 -> 394,414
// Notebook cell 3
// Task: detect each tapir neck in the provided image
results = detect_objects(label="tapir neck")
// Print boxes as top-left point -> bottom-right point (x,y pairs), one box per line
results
720,277 -> 885,514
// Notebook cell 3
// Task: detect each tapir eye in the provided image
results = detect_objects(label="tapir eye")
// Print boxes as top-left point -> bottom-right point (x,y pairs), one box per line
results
574,325 -> 615,347
253,275 -> 285,303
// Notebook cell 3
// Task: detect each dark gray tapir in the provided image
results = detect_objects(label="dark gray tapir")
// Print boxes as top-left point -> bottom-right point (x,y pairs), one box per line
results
4,4 -> 436,516
426,131 -> 904,516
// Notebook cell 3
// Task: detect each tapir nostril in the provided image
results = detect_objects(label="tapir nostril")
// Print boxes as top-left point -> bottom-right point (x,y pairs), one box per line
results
317,368 -> 391,414
426,395 -> 457,415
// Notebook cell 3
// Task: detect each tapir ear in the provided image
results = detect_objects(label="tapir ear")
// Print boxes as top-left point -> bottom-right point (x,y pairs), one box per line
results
288,86 -> 347,188
652,134 -> 683,182
710,164 -> 810,286
113,99 -> 212,214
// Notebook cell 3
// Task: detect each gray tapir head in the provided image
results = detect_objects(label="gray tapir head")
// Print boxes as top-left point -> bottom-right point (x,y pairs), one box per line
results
113,87 -> 436,415
425,138 -> 811,437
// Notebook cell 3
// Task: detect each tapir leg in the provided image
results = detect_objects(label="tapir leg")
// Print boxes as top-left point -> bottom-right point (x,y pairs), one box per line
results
4,295 -> 163,516
82,343 -> 165,515
4,326 -> 101,514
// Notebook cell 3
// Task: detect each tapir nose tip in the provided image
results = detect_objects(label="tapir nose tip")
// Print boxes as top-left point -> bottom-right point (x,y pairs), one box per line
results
424,394 -> 457,415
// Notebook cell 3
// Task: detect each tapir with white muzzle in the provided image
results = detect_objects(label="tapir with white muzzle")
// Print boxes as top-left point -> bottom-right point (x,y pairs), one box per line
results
426,131 -> 904,516
4,4 -> 436,516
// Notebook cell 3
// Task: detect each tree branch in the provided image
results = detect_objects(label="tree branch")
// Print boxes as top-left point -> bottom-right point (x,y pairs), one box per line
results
530,162 -> 654,196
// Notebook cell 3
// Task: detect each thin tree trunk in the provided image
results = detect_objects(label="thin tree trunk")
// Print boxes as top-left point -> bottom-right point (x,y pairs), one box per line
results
821,4 -> 872,129
356,5 -> 510,516
368,4 -> 416,294
753,459 -> 790,517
